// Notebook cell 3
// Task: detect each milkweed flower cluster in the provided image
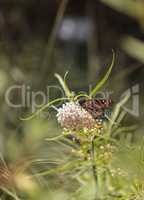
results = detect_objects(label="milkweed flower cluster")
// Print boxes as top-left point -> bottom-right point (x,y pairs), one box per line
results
56,102 -> 96,131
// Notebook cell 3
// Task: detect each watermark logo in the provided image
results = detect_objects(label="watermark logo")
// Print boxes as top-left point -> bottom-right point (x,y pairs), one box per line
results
4,83 -> 141,118
121,84 -> 140,117
5,85 -> 64,114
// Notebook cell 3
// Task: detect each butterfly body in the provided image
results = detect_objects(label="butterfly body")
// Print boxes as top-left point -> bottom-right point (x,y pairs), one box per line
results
79,99 -> 112,120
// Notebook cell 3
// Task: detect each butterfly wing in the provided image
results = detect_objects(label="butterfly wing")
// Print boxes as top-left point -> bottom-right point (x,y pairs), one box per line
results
79,99 -> 112,120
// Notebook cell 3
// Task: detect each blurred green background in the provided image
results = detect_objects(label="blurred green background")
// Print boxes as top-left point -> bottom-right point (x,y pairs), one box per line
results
0,0 -> 144,199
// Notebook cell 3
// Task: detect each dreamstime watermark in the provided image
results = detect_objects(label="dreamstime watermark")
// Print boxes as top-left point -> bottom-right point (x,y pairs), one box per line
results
4,83 -> 141,118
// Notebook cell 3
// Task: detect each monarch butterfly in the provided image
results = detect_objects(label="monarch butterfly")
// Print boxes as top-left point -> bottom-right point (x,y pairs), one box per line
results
79,98 -> 112,121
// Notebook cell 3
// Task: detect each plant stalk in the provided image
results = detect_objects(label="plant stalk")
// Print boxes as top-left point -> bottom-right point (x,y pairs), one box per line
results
91,139 -> 97,187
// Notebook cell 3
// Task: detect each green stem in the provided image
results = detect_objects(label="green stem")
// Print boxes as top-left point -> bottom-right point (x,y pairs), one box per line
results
91,139 -> 97,187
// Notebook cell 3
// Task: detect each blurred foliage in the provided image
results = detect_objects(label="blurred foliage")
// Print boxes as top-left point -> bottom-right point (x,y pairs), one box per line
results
0,0 -> 143,199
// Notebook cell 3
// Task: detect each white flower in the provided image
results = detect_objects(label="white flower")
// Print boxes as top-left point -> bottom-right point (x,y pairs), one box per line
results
56,102 -> 95,130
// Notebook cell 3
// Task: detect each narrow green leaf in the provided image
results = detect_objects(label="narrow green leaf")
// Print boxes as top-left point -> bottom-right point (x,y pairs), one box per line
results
64,70 -> 69,82
45,134 -> 64,141
90,50 -> 115,97
0,187 -> 21,200
107,92 -> 130,135
74,94 -> 90,101
31,160 -> 85,177
55,73 -> 72,98
20,97 -> 68,121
